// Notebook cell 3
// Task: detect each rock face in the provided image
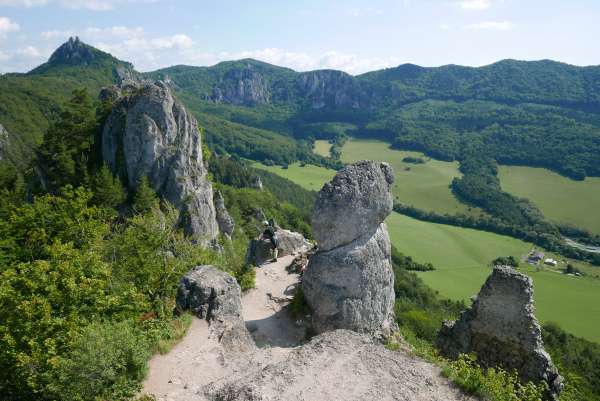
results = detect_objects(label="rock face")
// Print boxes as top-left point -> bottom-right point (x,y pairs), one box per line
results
214,191 -> 235,239
246,229 -> 311,266
205,330 -> 476,401
176,265 -> 254,351
303,161 -> 396,335
101,81 -> 219,244
0,124 -> 8,161
296,70 -> 364,109
212,65 -> 272,105
48,36 -> 97,65
437,266 -> 563,400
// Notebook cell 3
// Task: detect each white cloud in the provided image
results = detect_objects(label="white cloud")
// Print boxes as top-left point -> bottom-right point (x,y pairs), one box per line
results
459,0 -> 491,10
466,20 -> 514,30
41,29 -> 74,39
0,16 -> 20,35
59,0 -> 114,11
346,7 -> 383,17
17,45 -> 42,58
0,49 -> 12,61
0,0 -> 49,6
0,0 -> 159,10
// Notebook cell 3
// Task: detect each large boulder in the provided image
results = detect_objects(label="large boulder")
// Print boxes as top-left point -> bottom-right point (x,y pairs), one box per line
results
214,191 -> 235,239
303,161 -> 396,335
312,160 -> 394,251
101,81 -> 218,245
176,265 -> 254,351
246,229 -> 311,266
437,266 -> 563,400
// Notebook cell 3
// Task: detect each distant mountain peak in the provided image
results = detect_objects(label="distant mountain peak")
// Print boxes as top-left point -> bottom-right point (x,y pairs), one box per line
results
48,36 -> 98,66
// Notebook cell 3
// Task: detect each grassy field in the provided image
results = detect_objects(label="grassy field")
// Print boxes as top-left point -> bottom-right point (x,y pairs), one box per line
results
313,140 -> 332,157
252,162 -> 335,192
341,139 -> 475,215
386,212 -> 600,342
499,165 -> 600,235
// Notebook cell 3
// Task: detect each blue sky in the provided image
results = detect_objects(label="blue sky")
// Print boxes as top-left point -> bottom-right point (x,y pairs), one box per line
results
0,0 -> 598,74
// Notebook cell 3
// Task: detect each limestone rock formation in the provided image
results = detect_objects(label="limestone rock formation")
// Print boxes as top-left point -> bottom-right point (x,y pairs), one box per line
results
176,265 -> 254,351
211,64 -> 272,105
303,161 -> 396,335
296,70 -> 364,109
205,330 -> 475,401
48,36 -> 97,65
250,175 -> 263,190
437,266 -> 563,400
0,124 -> 8,161
101,81 -> 218,245
214,191 -> 235,239
246,229 -> 311,266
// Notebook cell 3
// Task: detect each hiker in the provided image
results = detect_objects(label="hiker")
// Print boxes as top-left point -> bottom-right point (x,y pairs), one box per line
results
261,220 -> 279,262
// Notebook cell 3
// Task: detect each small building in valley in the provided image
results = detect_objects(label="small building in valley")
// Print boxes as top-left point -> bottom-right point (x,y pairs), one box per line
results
528,251 -> 545,264
544,258 -> 558,267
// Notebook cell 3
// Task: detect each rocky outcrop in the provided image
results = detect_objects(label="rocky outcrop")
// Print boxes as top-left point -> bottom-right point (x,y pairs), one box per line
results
101,81 -> 219,245
48,36 -> 97,65
214,191 -> 235,239
246,229 -> 311,266
250,175 -> 263,190
303,161 -> 396,335
437,266 -> 563,400
205,330 -> 475,401
176,265 -> 254,351
296,70 -> 364,109
212,65 -> 272,105
0,124 -> 8,161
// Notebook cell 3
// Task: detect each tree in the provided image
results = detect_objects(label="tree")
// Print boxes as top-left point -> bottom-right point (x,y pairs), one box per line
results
37,89 -> 96,191
92,165 -> 126,209
133,176 -> 158,213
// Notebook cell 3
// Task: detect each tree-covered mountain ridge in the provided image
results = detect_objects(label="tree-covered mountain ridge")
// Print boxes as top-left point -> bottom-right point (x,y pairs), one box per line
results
152,57 -> 600,109
3,37 -> 600,181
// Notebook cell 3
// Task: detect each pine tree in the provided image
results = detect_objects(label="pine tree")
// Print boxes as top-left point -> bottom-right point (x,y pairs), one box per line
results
38,88 -> 96,191
133,176 -> 158,213
92,165 -> 126,209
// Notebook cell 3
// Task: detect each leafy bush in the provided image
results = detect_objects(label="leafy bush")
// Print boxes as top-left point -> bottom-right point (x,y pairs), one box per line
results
290,286 -> 311,319
49,320 -> 151,401
442,354 -> 546,401
237,263 -> 256,291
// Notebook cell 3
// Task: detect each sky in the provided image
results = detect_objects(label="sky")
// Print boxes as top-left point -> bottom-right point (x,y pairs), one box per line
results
0,0 -> 599,74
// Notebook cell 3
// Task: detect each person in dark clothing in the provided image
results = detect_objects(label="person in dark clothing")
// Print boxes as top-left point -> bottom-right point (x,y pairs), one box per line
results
262,220 -> 279,262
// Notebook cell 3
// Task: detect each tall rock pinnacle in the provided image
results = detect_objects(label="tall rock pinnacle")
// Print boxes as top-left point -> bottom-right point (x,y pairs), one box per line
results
101,81 -> 219,245
303,160 -> 397,335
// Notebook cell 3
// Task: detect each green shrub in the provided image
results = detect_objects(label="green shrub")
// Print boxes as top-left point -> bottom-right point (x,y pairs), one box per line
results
49,320 -> 151,401
237,264 -> 256,291
396,308 -> 440,342
290,286 -> 311,319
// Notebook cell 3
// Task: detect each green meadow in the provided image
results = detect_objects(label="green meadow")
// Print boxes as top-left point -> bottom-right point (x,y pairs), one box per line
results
313,140 -> 332,157
252,162 -> 335,192
499,165 -> 600,235
386,212 -> 600,343
341,139 -> 474,215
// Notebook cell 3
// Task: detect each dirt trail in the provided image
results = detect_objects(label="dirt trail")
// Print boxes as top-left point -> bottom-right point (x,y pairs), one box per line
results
142,255 -> 473,401
242,254 -> 306,347
142,255 -> 304,400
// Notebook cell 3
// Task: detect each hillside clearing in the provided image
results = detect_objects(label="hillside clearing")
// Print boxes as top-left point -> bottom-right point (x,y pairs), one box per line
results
499,165 -> 600,235
313,140 -> 332,157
